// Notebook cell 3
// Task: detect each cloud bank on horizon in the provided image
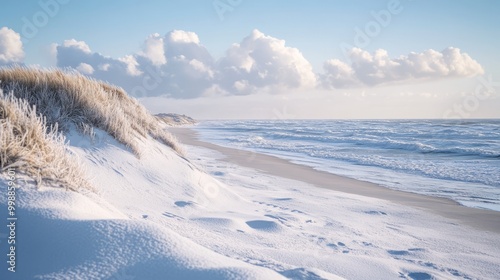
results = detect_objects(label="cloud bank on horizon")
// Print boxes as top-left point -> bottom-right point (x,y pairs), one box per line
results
0,26 -> 484,99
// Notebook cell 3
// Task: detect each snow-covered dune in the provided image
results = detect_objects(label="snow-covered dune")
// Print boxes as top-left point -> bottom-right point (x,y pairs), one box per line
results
0,68 -> 287,279
0,128 -> 288,280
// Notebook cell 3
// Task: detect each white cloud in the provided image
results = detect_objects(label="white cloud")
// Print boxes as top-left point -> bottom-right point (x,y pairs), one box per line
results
118,55 -> 142,76
218,29 -> 317,94
62,39 -> 92,54
440,47 -> 484,77
157,30 -> 216,98
139,33 -> 166,66
55,30 -> 216,98
234,80 -> 250,92
52,29 -> 484,99
322,47 -> 484,88
189,59 -> 214,78
98,63 -> 111,71
76,63 -> 94,74
56,39 -> 146,95
322,59 -> 357,88
168,30 -> 200,44
0,27 -> 24,64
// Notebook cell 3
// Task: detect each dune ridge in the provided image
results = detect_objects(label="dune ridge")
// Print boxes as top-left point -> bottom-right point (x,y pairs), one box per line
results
0,67 -> 182,189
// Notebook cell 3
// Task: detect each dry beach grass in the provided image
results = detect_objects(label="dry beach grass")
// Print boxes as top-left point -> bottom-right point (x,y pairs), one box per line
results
0,67 -> 182,190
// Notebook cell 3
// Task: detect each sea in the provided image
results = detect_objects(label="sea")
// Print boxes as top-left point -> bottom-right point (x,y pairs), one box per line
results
193,119 -> 500,211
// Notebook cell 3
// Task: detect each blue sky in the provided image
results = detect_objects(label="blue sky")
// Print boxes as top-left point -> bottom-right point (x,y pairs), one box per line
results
1,0 -> 499,119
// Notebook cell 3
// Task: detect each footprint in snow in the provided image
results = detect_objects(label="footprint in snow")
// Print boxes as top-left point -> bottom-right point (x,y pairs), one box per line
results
174,201 -> 193,207
280,268 -> 326,280
264,214 -> 289,226
246,220 -> 281,232
388,249 -> 410,256
406,272 -> 434,280
388,248 -> 425,257
273,197 -> 292,201
364,210 -> 387,215
211,171 -> 225,176
326,241 -> 350,254
162,212 -> 184,220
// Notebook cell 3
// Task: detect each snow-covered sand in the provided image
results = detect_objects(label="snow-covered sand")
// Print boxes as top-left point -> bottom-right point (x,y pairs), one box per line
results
170,128 -> 500,234
1,126 -> 500,279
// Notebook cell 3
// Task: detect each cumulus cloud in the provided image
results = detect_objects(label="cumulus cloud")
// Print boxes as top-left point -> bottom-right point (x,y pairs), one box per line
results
168,30 -> 200,44
55,30 -> 217,98
158,30 -> 216,98
0,27 -> 25,65
218,29 -> 317,94
322,59 -> 357,88
98,63 -> 111,71
139,33 -> 166,66
76,63 -> 94,75
118,55 -> 142,76
62,39 -> 92,53
54,29 -> 318,98
322,47 -> 484,89
53,28 -> 484,98
55,38 -> 147,94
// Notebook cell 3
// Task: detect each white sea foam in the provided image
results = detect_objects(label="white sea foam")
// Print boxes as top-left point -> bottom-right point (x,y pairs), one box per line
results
195,120 -> 500,211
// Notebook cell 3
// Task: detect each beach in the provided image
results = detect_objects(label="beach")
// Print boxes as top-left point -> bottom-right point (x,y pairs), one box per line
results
170,127 -> 500,234
2,3 -> 499,277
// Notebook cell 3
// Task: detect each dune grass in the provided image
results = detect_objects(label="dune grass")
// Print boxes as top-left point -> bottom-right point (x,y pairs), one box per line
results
0,67 -> 182,190
0,89 -> 90,190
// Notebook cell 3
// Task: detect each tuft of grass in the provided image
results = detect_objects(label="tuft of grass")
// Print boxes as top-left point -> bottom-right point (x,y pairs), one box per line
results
0,66 -> 183,190
0,89 -> 90,190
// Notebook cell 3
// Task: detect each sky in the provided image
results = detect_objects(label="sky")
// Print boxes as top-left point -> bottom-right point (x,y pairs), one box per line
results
0,0 -> 499,119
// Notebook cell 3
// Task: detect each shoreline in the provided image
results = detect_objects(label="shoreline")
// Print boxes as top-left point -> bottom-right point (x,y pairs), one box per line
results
169,127 -> 500,234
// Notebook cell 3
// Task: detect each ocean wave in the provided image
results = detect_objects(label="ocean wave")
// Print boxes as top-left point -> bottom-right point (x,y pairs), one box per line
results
237,132 -> 499,159
197,120 -> 500,188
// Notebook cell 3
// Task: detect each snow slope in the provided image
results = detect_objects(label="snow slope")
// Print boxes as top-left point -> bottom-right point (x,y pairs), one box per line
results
0,129 -> 287,280
1,127 -> 500,279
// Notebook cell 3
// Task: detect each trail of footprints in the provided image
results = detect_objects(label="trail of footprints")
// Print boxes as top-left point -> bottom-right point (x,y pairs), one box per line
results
157,185 -> 472,280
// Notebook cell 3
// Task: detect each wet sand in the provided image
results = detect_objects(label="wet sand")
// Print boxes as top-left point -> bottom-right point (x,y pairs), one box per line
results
169,127 -> 500,234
